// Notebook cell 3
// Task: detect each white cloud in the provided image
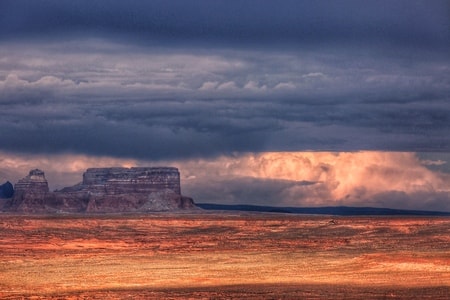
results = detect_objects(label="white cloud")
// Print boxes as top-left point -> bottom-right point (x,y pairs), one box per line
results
274,82 -> 296,90
0,73 -> 30,89
421,159 -> 447,166
1,73 -> 60,87
33,75 -> 76,88
302,72 -> 326,78
243,80 -> 267,91
217,81 -> 238,90
198,81 -> 219,91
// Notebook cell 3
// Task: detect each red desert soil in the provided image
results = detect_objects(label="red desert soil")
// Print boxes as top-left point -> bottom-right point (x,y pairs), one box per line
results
0,213 -> 449,299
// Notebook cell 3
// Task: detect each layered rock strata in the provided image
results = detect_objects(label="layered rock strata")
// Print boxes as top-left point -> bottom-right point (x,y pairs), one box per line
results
4,167 -> 195,213
7,169 -> 51,212
81,167 -> 181,195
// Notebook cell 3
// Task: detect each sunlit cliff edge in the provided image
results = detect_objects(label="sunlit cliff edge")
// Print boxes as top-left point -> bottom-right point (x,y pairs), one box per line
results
0,168 -> 196,213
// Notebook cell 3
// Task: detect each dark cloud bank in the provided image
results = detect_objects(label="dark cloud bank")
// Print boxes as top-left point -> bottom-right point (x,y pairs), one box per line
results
1,0 -> 448,48
1,0 -> 449,160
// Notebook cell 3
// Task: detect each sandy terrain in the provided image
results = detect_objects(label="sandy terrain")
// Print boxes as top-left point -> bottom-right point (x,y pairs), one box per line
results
0,212 -> 449,299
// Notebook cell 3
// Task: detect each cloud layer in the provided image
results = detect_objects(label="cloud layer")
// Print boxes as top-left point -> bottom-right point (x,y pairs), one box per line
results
1,1 -> 448,49
1,39 -> 449,159
0,1 -> 449,159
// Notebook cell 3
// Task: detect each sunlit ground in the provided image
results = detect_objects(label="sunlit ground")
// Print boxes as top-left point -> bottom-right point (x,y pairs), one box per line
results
0,213 -> 449,299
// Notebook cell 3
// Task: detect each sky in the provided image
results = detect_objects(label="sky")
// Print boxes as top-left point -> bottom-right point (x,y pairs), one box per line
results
0,1 -> 449,210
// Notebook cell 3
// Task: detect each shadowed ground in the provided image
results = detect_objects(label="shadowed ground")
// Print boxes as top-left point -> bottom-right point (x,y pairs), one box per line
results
0,213 -> 449,299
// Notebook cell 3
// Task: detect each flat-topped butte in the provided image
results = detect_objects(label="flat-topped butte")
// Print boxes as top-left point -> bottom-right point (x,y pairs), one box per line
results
3,167 -> 195,213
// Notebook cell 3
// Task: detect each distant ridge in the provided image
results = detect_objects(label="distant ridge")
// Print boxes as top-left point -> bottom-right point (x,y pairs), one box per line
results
197,203 -> 450,216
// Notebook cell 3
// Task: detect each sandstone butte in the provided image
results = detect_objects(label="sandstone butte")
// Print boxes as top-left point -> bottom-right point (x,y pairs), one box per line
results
1,167 -> 196,213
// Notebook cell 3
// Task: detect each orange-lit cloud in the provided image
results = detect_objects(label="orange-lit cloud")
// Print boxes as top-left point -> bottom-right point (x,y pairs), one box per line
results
172,152 -> 450,210
1,151 -> 449,211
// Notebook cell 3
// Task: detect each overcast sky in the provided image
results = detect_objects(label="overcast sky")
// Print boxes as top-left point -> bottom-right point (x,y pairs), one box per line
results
1,1 -> 449,210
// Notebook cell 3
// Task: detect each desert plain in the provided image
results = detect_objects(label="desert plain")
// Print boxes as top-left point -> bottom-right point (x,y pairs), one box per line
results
0,212 -> 449,299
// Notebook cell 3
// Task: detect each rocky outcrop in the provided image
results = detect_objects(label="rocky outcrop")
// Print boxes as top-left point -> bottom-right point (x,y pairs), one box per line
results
7,169 -> 51,213
5,167 -> 196,213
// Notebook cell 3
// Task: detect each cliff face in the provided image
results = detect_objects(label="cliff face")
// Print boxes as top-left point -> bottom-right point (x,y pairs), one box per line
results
81,167 -> 181,195
4,167 -> 196,213
7,169 -> 51,213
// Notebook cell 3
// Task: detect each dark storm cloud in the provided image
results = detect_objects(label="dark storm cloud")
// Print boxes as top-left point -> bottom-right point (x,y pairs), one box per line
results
185,177 -> 450,211
0,1 -> 449,159
0,96 -> 270,159
184,177 -> 319,206
0,0 -> 448,49
0,42 -> 449,158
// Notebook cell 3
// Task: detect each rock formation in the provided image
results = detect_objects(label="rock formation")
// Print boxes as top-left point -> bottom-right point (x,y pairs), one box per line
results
4,167 -> 196,213
6,169 -> 50,212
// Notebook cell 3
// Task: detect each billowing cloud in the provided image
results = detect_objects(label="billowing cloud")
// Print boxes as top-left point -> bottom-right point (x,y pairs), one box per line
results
173,152 -> 450,211
1,151 -> 449,211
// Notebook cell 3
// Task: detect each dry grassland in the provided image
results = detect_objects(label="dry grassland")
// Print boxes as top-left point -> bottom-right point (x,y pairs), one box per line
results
0,213 -> 449,299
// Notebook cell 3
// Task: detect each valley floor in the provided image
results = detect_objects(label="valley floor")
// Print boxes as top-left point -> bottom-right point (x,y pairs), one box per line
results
0,212 -> 449,299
